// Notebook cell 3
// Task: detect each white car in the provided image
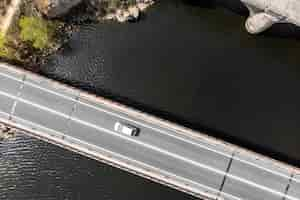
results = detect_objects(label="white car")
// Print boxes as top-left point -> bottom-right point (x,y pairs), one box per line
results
114,122 -> 139,136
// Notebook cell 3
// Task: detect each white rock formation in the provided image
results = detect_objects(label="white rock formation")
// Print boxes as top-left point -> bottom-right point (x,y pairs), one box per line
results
128,6 -> 140,19
104,2 -> 154,23
34,0 -> 82,18
241,0 -> 300,34
115,6 -> 141,22
35,0 -> 154,22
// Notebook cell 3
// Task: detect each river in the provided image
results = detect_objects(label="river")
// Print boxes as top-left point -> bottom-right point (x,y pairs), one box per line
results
0,133 -> 196,200
42,0 -> 300,165
1,0 -> 300,199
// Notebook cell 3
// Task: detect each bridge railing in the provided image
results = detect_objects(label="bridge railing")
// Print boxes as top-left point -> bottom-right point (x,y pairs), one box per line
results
0,63 -> 299,200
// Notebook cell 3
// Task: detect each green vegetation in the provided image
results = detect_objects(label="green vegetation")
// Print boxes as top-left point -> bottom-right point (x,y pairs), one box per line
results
19,16 -> 58,50
109,0 -> 121,9
0,32 -> 14,59
0,33 -> 8,57
0,16 -> 61,64
127,0 -> 137,6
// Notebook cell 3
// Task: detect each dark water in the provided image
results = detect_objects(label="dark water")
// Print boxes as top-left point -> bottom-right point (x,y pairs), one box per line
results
0,133 -> 196,200
42,0 -> 300,165
1,0 -> 300,199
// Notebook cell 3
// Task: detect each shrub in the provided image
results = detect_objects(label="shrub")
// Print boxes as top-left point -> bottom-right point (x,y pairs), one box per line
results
0,32 -> 10,58
127,0 -> 136,6
109,0 -> 121,9
19,16 -> 57,50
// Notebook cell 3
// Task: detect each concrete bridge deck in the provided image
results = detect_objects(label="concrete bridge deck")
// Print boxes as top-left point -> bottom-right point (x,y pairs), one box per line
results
0,63 -> 299,200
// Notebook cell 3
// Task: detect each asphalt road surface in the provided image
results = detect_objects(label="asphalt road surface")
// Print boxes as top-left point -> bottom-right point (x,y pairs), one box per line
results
0,64 -> 299,200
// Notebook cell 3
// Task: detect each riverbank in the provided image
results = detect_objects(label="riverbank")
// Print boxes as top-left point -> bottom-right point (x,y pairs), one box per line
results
0,123 -> 17,141
0,0 -> 65,68
0,0 -> 155,68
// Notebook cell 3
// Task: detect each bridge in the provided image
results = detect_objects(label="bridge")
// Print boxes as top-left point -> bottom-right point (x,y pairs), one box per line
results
0,63 -> 299,200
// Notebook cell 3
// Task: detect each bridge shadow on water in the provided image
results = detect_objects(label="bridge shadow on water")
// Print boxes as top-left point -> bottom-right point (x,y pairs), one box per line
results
39,75 -> 300,168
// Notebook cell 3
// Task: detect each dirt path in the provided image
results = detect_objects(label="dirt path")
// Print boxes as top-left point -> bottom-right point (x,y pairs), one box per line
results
0,0 -> 21,34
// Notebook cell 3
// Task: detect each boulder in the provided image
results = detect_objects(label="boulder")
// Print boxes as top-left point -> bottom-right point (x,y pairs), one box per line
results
114,6 -> 141,22
128,6 -> 139,19
34,0 -> 82,18
115,9 -> 130,23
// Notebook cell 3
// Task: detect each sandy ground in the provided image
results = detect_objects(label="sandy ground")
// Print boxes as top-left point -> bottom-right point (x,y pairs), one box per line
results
0,0 -> 21,34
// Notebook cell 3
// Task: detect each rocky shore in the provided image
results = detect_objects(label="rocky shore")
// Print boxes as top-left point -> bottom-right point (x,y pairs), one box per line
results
0,123 -> 17,141
103,1 -> 154,23
35,0 -> 154,22
0,0 -> 155,67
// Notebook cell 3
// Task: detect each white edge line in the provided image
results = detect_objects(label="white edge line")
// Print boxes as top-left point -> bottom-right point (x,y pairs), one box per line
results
0,71 -> 293,181
4,116 -> 221,200
0,89 -> 228,177
0,89 -> 295,199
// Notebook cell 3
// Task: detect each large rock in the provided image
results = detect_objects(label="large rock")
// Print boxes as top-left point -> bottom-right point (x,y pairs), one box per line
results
241,0 -> 300,34
34,0 -> 82,18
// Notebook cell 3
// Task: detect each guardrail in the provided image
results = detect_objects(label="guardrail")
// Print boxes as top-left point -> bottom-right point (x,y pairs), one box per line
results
0,63 -> 299,200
